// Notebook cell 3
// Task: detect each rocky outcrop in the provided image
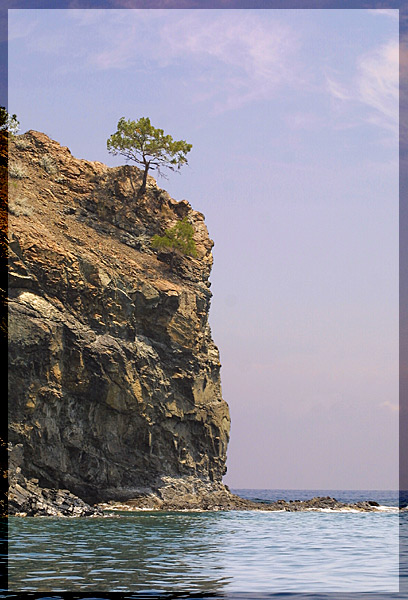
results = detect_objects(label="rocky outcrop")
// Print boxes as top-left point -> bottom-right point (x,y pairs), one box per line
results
8,130 -> 230,509
8,443 -> 102,517
6,132 -> 387,517
97,490 -> 381,513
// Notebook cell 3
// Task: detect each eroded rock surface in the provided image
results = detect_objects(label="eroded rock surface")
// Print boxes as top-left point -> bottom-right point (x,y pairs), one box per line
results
8,444 -> 102,517
8,131 -> 230,509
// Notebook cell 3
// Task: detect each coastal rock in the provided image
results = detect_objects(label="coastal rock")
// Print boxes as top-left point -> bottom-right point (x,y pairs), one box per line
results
8,131 -> 230,509
97,477 -> 256,511
97,491 -> 380,513
8,479 -> 103,517
8,445 -> 102,517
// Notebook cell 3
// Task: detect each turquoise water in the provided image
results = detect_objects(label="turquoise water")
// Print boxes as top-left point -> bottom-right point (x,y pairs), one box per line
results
6,490 -> 402,596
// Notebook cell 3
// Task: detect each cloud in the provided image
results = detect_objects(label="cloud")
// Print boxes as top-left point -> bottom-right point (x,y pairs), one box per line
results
161,12 -> 301,111
358,40 -> 399,128
10,8 -> 399,126
285,111 -> 327,132
68,9 -> 301,113
326,77 -> 352,102
366,9 -> 399,20
326,39 -> 399,134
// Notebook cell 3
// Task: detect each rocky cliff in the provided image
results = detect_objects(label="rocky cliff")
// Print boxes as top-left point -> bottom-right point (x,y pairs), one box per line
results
8,130 -> 231,510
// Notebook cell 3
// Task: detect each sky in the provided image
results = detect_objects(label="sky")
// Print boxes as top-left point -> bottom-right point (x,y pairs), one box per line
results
8,8 -> 399,490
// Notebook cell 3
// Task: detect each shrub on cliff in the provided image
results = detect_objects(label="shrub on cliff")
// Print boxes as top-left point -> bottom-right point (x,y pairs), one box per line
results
107,117 -> 192,197
151,217 -> 197,267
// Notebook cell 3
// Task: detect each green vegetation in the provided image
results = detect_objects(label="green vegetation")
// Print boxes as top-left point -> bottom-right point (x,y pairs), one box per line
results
107,117 -> 192,196
151,217 -> 197,267
0,107 -> 19,136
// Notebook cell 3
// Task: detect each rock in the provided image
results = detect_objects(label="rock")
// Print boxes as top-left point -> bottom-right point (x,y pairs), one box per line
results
8,131 -> 230,508
8,448 -> 102,517
95,489 -> 381,513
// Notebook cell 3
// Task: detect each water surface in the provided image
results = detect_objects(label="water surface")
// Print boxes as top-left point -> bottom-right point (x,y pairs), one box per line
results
7,490 -> 400,595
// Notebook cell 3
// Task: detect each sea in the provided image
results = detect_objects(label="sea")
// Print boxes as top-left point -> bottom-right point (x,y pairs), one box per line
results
3,489 -> 408,599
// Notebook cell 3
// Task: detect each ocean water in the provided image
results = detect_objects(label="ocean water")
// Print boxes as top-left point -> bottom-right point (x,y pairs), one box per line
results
5,489 -> 405,599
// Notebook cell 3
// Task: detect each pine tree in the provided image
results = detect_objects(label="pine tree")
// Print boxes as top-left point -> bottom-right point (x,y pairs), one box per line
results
107,117 -> 192,197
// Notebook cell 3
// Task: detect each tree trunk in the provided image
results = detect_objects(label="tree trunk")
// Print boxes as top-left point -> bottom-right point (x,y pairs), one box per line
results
138,164 -> 149,197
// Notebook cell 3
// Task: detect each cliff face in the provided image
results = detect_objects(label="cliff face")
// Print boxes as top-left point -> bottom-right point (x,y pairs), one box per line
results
8,131 -> 230,505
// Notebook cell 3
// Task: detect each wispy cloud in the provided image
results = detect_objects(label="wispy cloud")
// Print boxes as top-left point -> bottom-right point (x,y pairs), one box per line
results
358,40 -> 399,129
10,8 -> 399,129
68,9 -> 301,113
366,9 -> 399,20
284,111 -> 327,131
160,12 -> 301,112
326,39 -> 398,134
158,12 -> 296,79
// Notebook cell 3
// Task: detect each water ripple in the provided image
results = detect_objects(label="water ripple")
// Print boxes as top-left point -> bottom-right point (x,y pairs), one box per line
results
8,508 -> 399,593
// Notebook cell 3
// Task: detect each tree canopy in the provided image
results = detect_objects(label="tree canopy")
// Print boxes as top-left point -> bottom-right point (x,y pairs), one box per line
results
107,117 -> 192,196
